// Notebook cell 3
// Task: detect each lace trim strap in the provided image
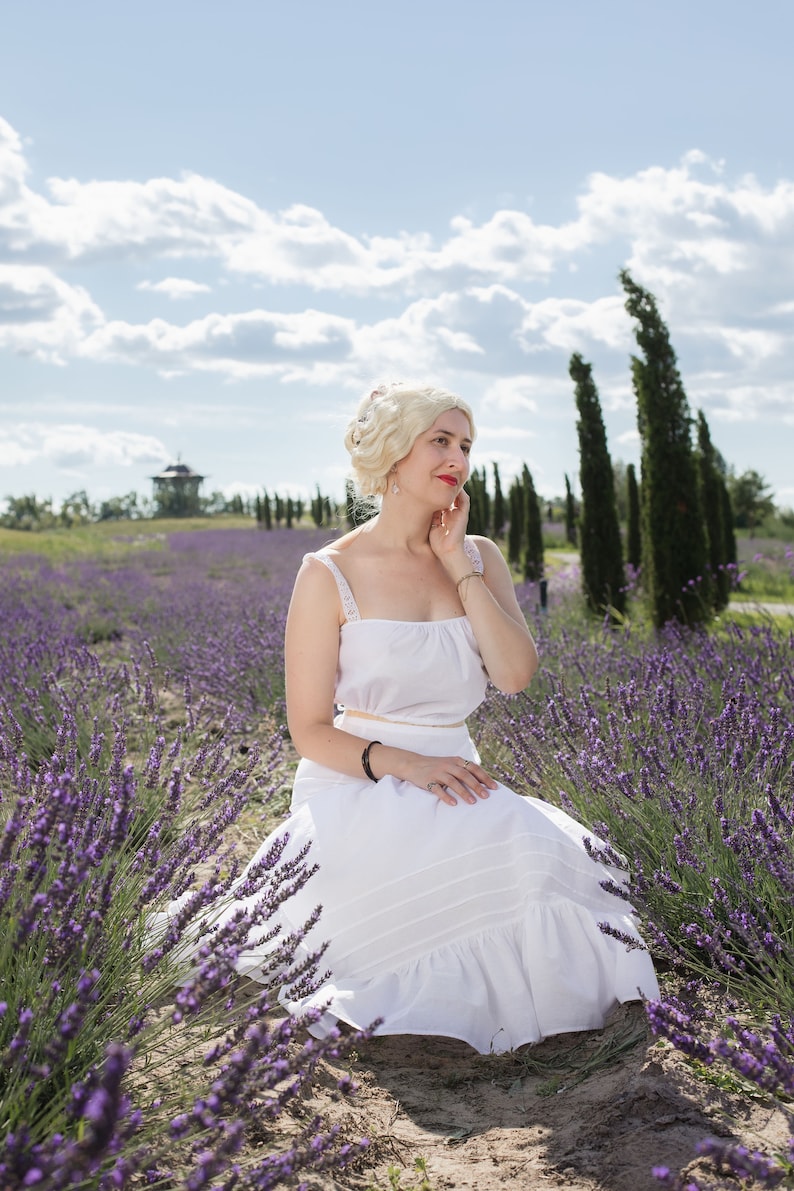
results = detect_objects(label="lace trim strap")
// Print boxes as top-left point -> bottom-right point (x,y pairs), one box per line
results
306,552 -> 361,623
308,538 -> 480,623
463,536 -> 483,572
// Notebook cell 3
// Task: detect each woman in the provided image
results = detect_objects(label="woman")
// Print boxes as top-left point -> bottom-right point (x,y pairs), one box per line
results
216,382 -> 657,1054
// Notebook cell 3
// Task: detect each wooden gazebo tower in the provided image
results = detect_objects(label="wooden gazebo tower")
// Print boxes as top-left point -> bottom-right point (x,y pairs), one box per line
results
151,460 -> 206,517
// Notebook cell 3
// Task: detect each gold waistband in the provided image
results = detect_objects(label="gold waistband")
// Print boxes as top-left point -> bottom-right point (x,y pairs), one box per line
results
341,709 -> 466,729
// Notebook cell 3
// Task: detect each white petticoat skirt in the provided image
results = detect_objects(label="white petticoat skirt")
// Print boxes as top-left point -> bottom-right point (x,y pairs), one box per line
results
223,712 -> 659,1055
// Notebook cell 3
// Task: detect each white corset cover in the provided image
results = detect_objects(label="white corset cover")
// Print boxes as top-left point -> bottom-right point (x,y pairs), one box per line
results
162,542 -> 659,1054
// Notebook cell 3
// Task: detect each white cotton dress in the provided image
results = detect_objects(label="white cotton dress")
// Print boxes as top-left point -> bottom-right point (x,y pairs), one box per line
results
224,543 -> 659,1055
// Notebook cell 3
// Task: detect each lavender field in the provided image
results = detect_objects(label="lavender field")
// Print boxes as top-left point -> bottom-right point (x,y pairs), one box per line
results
1,526 -> 792,1190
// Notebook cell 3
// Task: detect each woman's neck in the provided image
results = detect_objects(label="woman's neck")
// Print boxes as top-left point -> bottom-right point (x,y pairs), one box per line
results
361,496 -> 436,555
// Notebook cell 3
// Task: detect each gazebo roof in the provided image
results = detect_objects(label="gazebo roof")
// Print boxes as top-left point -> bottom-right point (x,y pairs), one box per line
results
152,462 -> 206,481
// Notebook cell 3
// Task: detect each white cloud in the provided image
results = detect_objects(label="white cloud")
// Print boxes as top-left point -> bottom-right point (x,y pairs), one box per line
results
4,120 -> 794,326
80,308 -> 357,379
475,424 -> 535,439
0,264 -> 102,361
692,379 -> 794,423
137,277 -> 212,299
481,375 -> 541,414
518,295 -> 630,354
694,325 -> 786,365
0,423 -> 169,470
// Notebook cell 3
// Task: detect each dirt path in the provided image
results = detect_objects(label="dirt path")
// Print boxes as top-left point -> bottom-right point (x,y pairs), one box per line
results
291,1004 -> 790,1190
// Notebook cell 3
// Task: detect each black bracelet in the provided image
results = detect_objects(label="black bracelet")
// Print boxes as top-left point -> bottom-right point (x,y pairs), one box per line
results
361,740 -> 382,782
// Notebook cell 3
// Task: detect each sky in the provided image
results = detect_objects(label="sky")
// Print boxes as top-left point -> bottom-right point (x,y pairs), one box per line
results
1,0 -> 793,512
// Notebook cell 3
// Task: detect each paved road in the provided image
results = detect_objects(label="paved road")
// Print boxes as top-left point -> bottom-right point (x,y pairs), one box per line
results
729,600 -> 794,617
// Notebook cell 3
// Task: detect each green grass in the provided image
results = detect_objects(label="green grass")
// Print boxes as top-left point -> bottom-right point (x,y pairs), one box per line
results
0,515 -> 257,561
731,550 -> 794,605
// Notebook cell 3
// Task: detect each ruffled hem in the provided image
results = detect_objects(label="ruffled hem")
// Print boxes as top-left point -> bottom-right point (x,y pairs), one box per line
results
249,902 -> 658,1056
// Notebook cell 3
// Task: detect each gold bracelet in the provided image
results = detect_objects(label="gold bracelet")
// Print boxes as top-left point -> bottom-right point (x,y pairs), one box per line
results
455,570 -> 485,597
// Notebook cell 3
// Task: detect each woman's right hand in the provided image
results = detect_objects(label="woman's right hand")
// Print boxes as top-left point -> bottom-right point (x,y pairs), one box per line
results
406,753 -> 498,807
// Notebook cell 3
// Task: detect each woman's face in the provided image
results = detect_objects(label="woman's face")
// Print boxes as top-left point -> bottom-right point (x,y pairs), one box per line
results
395,408 -> 473,502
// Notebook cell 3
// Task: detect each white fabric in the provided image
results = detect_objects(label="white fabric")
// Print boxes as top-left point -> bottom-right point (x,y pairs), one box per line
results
169,544 -> 660,1054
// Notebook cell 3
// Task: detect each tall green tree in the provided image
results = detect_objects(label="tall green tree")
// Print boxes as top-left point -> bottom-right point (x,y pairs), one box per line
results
345,480 -> 357,529
311,485 -> 325,527
728,469 -> 775,536
261,489 -> 272,529
0,494 -> 57,531
563,473 -> 577,546
97,492 -> 143,522
569,353 -> 626,617
59,490 -> 95,527
465,468 -> 489,536
696,411 -> 730,611
621,269 -> 710,627
626,463 -> 641,572
507,479 -> 523,569
492,463 -> 506,539
611,460 -> 629,523
719,477 -> 737,570
522,465 -> 544,582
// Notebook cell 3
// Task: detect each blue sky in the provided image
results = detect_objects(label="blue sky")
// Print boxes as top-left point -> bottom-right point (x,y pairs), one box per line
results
1,0 -> 793,511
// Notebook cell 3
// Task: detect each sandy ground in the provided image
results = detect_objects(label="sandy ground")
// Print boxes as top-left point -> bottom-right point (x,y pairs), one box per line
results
284,1002 -> 790,1191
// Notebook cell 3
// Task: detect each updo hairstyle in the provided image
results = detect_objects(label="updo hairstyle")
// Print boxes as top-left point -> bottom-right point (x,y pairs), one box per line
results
344,382 -> 476,498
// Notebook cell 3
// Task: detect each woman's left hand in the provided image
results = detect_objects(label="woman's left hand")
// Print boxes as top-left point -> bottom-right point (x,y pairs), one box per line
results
429,488 -> 470,560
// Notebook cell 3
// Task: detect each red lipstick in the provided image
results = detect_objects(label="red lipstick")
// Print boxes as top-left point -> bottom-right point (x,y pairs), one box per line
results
437,474 -> 458,486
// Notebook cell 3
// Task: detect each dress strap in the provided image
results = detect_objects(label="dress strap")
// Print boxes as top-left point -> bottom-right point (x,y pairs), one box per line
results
463,537 -> 484,572
306,552 -> 361,623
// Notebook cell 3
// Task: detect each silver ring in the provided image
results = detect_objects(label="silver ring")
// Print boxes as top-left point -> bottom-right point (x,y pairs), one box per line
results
462,759 -> 470,769
427,781 -> 437,791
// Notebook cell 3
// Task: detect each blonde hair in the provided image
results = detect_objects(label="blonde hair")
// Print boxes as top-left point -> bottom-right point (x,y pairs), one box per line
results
344,382 -> 476,498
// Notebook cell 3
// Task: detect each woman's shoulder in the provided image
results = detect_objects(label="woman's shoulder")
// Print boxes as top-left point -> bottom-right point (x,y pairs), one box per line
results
466,534 -> 509,574
313,519 -> 384,562
321,520 -> 376,556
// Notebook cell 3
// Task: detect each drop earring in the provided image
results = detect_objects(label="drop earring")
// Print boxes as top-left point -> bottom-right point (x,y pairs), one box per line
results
391,468 -> 399,495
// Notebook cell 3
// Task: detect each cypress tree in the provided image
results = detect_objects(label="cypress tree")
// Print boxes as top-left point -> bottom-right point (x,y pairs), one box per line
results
719,477 -> 737,570
625,462 -> 641,571
564,473 -> 577,546
621,270 -> 710,627
286,497 -> 294,528
522,465 -> 544,582
569,353 -> 626,617
464,469 -> 486,536
492,463 -> 506,539
345,480 -> 356,529
507,479 -> 523,570
480,466 -> 492,537
696,411 -> 730,611
467,467 -> 493,537
261,489 -> 272,530
312,485 -> 323,527
626,463 -> 641,571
